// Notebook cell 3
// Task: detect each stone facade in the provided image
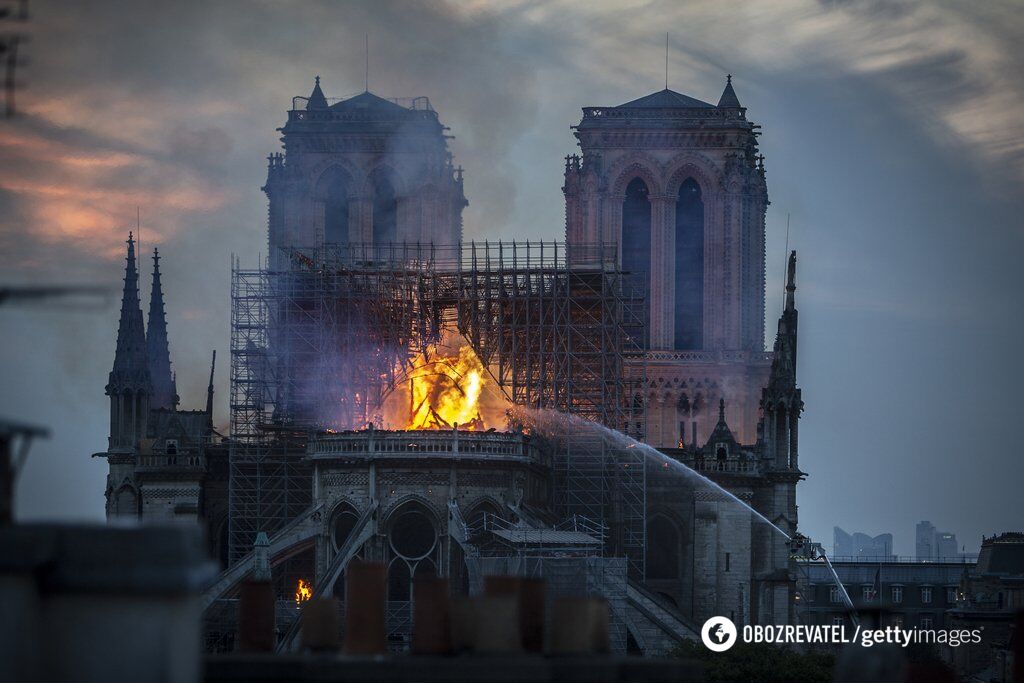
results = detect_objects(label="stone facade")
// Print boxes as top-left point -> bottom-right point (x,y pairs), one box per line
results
565,81 -> 803,627
306,428 -> 550,595
263,79 -> 467,266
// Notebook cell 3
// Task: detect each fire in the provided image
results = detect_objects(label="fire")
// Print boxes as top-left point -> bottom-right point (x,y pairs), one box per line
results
405,344 -> 486,430
295,578 -> 312,606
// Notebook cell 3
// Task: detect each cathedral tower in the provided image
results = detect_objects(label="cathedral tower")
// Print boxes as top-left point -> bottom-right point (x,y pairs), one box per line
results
264,77 -> 467,263
565,77 -> 769,447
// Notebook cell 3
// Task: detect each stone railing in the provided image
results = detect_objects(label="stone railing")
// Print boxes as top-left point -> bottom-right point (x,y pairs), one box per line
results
308,429 -> 542,464
680,458 -> 759,475
644,350 -> 774,364
135,454 -> 204,470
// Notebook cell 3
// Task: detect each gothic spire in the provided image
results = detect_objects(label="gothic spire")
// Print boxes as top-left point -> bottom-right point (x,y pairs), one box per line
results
146,247 -> 177,409
107,232 -> 150,395
306,75 -> 328,110
205,349 -> 216,430
768,250 -> 799,389
717,74 -> 742,109
785,249 -> 797,313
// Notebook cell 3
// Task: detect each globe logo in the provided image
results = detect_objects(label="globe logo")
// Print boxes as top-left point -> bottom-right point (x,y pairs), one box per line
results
701,616 -> 738,652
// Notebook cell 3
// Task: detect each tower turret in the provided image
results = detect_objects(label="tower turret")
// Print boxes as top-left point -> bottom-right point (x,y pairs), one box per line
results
761,250 -> 801,470
106,232 -> 151,450
717,74 -> 742,109
146,247 -> 178,410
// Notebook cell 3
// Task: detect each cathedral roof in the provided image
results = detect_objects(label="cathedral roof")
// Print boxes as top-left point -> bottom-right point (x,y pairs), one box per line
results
329,90 -> 411,114
616,88 -> 716,109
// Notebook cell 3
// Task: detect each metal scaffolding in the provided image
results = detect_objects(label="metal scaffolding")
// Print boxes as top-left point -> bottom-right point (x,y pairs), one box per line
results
228,242 -> 646,571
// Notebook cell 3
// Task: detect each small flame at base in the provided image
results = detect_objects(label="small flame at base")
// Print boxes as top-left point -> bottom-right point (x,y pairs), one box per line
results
295,578 -> 312,606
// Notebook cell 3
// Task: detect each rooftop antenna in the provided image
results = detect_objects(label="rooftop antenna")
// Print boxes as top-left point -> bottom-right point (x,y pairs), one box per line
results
136,206 -> 141,262
364,33 -> 369,92
665,33 -> 669,90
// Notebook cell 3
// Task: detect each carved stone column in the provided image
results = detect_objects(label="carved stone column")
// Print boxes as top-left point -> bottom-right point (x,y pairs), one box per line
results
649,196 -> 671,349
352,195 -> 373,243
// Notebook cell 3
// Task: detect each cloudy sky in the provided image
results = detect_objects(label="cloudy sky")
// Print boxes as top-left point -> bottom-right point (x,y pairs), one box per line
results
2,0 -> 1022,555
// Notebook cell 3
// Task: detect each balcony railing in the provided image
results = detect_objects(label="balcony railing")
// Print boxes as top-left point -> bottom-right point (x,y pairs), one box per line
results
135,454 -> 205,470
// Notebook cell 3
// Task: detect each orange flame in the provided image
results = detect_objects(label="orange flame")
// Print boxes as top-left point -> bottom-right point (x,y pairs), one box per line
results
405,344 -> 486,430
295,578 -> 312,606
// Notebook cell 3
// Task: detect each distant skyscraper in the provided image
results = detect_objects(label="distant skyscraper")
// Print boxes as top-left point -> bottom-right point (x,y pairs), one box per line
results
834,526 -> 893,559
917,521 -> 958,560
937,532 -> 958,559
917,521 -> 937,560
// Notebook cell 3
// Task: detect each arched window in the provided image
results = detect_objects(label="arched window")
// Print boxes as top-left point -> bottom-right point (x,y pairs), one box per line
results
372,174 -> 397,245
775,404 -> 789,465
331,504 -> 360,551
114,486 -> 137,516
675,178 -> 704,349
389,507 -> 437,559
646,515 -> 680,580
324,174 -> 350,244
388,557 -> 412,602
622,177 -> 651,347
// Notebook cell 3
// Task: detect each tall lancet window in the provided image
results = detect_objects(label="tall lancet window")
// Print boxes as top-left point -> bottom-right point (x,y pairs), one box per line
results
372,174 -> 398,245
675,178 -> 704,349
324,173 -> 350,244
622,177 -> 651,347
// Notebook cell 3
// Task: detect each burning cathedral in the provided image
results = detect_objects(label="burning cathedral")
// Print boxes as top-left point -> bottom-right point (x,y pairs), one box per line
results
96,73 -> 803,654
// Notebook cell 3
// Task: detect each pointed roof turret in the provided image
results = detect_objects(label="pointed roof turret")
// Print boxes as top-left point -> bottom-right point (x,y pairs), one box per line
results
306,75 -> 328,110
146,247 -> 177,409
705,398 -> 739,449
107,232 -> 150,395
717,74 -> 741,109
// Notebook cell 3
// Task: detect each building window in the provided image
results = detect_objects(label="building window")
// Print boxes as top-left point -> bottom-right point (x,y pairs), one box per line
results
892,585 -> 903,604
165,439 -> 178,454
622,177 -> 651,348
806,585 -> 816,603
862,585 -> 874,601
830,586 -> 841,604
674,177 -> 704,350
319,168 -> 351,244
725,552 -> 731,572
920,615 -> 934,629
921,587 -> 932,604
832,615 -> 844,627
946,587 -> 958,604
371,173 -> 397,245
891,614 -> 904,629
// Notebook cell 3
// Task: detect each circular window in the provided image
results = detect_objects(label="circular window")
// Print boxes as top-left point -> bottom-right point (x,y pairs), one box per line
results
332,508 -> 359,550
389,509 -> 436,559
